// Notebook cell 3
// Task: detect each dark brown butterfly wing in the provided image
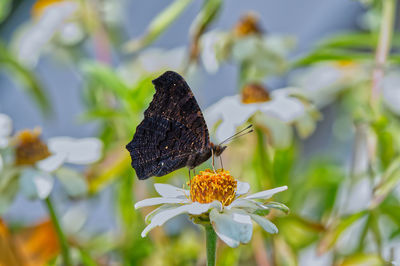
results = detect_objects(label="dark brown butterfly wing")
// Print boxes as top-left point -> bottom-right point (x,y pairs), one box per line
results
126,71 -> 210,180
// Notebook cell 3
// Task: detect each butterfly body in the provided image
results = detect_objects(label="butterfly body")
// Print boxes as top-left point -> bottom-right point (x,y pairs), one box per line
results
126,71 -> 226,180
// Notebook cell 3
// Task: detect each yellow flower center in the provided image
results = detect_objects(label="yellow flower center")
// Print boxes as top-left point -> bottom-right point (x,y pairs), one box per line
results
189,169 -> 237,207
14,129 -> 51,165
233,13 -> 262,37
32,0 -> 65,18
241,83 -> 271,104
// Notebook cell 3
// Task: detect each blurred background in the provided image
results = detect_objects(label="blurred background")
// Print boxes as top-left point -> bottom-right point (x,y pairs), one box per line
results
1,0 -> 400,265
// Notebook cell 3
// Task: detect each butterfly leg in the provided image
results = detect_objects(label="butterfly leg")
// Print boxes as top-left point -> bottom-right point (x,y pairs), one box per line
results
188,169 -> 192,186
211,149 -> 216,173
219,156 -> 224,170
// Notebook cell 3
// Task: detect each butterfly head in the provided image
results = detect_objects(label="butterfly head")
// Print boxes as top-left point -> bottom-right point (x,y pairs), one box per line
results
211,143 -> 227,157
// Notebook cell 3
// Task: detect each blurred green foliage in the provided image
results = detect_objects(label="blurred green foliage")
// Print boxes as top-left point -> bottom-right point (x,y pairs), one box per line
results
1,0 -> 400,265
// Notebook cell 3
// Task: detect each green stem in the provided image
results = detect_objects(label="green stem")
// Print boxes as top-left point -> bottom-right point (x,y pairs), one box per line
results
45,197 -> 72,266
371,0 -> 396,106
205,224 -> 217,266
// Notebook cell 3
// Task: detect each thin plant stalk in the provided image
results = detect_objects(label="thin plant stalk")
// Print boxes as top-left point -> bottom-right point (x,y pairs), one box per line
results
205,224 -> 217,266
370,0 -> 396,106
44,197 -> 72,266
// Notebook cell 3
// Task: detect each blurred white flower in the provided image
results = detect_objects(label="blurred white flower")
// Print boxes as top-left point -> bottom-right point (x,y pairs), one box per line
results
20,168 -> 54,199
15,0 -> 80,66
135,169 -> 288,247
205,87 -> 311,143
382,71 -> 400,115
58,21 -> 84,45
118,47 -> 186,85
289,62 -> 366,108
37,137 -> 103,172
10,131 -> 103,201
0,113 -> 12,148
200,31 -> 230,73
200,32 -> 294,76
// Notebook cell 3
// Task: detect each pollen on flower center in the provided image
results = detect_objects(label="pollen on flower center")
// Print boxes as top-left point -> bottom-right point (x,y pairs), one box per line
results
14,128 -> 51,165
189,169 -> 237,207
241,83 -> 271,104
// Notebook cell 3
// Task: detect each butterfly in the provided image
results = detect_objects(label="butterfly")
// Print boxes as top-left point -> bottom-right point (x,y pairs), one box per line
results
126,71 -> 223,180
126,71 -> 252,180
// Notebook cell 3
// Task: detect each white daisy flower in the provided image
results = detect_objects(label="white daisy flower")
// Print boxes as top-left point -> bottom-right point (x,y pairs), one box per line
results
13,129 -> 102,200
15,0 -> 80,67
135,169 -> 288,248
204,86 -> 315,144
199,12 -> 294,76
289,61 -> 366,108
36,136 -> 103,173
0,113 -> 12,148
118,47 -> 186,85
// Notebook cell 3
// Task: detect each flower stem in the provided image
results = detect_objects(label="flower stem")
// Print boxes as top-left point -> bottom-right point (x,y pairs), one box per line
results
44,197 -> 72,266
205,224 -> 217,266
370,0 -> 396,106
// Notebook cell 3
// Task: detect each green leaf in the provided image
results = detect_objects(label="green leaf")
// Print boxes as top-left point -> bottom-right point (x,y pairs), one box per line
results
81,62 -> 129,97
371,157 -> 400,208
0,43 -> 51,115
0,0 -> 12,23
280,215 -> 323,249
56,168 -> 88,198
338,253 -> 385,266
317,211 -> 368,254
274,236 -> 297,266
188,0 -> 222,61
317,32 -> 400,49
292,48 -> 374,67
123,0 -> 194,52
0,168 -> 20,214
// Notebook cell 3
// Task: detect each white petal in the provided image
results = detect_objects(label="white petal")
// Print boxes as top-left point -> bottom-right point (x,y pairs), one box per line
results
210,209 -> 253,247
58,22 -> 84,45
0,113 -> 12,138
47,137 -> 103,164
33,173 -> 54,199
188,201 -> 222,214
141,201 -> 221,237
17,2 -> 78,67
135,197 -> 189,209
245,186 -> 288,200
205,95 -> 257,142
0,138 -> 9,148
259,97 -> 305,122
20,169 -> 54,200
236,181 -> 250,196
62,204 -> 87,234
36,153 -> 67,172
215,121 -> 237,143
228,198 -> 265,211
141,202 -> 214,237
200,32 -> 220,73
154,183 -> 189,198
249,214 -> 278,234
252,113 -> 293,149
47,137 -> 75,153
145,204 -> 180,223
67,138 -> 103,164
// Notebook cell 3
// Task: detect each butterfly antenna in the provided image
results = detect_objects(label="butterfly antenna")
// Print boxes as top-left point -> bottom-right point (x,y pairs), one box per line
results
219,125 -> 253,145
